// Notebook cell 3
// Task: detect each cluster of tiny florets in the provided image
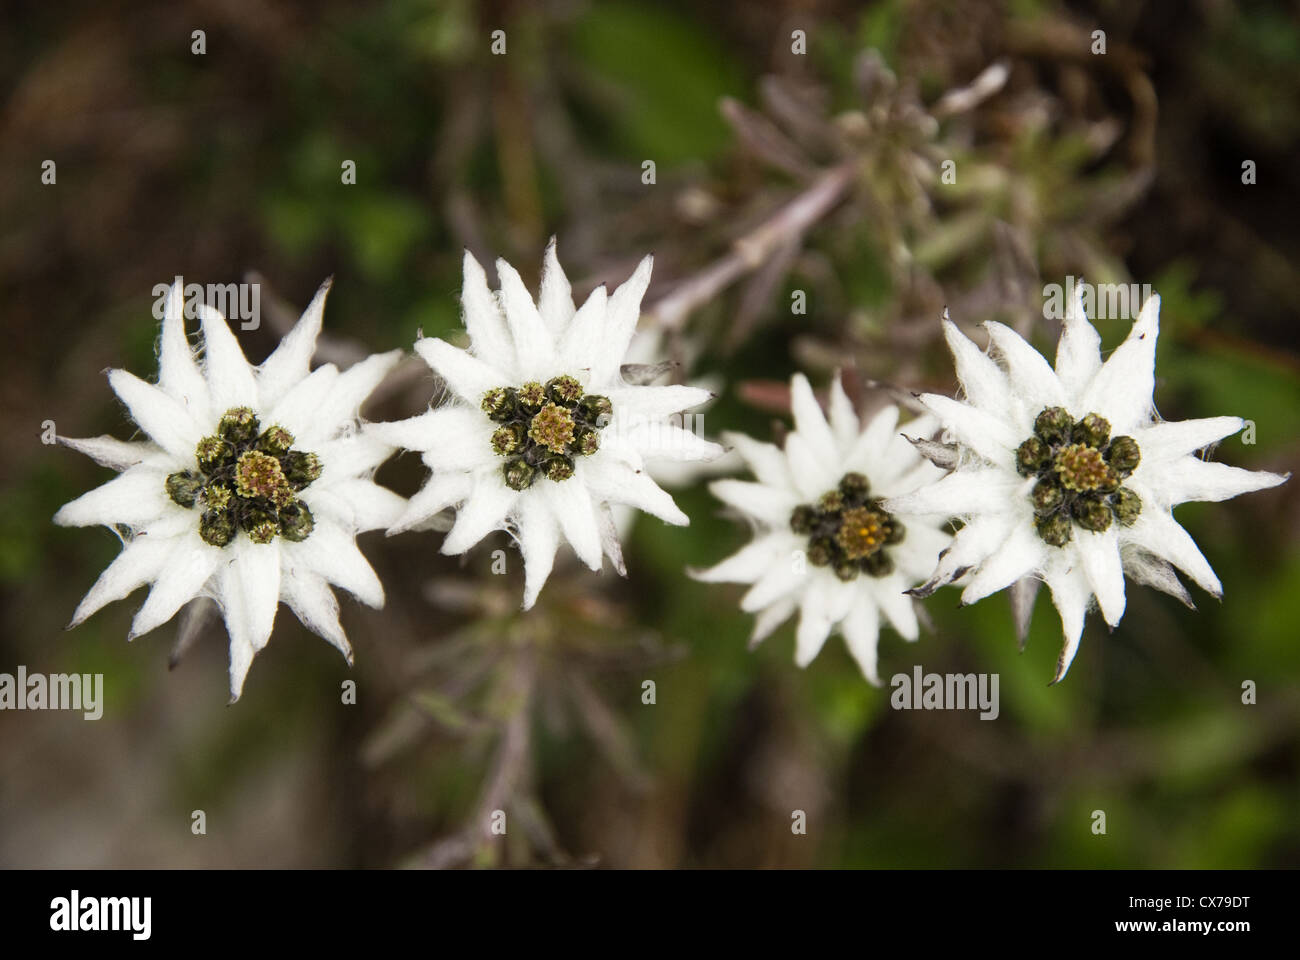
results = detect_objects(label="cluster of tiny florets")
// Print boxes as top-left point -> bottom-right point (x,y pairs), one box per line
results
166,407 -> 319,546
1016,407 -> 1141,546
481,375 -> 611,490
790,472 -> 906,580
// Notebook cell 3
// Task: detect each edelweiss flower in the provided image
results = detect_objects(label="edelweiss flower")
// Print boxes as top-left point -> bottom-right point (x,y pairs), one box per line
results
884,291 -> 1289,682
374,241 -> 722,608
691,373 -> 952,684
54,281 -> 405,700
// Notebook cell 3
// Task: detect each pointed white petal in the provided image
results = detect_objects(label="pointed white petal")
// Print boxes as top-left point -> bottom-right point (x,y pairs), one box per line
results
108,370 -> 202,460
542,475 -> 603,571
605,384 -> 713,421
281,568 -> 351,663
264,364 -> 340,440
316,430 -> 397,478
1043,559 -> 1090,683
960,522 -> 1047,605
496,258 -> 558,379
942,317 -> 1008,415
307,479 -> 406,534
442,480 -> 517,554
621,422 -> 723,463
414,338 -> 511,405
782,432 -> 839,500
285,522 -> 385,607
690,535 -> 784,583
789,373 -> 839,468
258,278 -> 331,409
1055,283 -> 1102,394
984,321 -> 1066,410
594,256 -> 653,384
515,493 -> 559,610
750,596 -> 796,647
54,469 -> 176,528
845,405 -> 900,475
586,458 -> 688,525
1121,546 -> 1194,609
1076,528 -> 1126,627
460,251 -> 515,374
198,303 -> 258,410
69,536 -> 173,626
907,514 -> 1015,597
560,284 -> 608,373
740,562 -> 803,613
708,479 -> 799,526
227,630 -> 256,702
722,432 -> 793,489
389,472 -> 473,535
158,281 -> 210,420
298,350 -> 402,444
827,371 -> 860,452
872,577 -> 920,641
597,501 -> 627,575
1156,459 -> 1288,506
537,237 -> 576,335
1131,416 -> 1244,464
1079,294 -> 1160,433
230,537 -> 281,651
918,393 -> 1019,470
58,435 -> 159,471
794,577 -> 835,667
1126,508 -> 1222,597
128,539 -> 222,639
841,594 -> 883,685
882,467 -> 1027,519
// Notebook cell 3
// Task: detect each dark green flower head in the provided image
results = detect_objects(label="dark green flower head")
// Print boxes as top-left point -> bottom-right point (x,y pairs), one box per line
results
168,408 -> 320,546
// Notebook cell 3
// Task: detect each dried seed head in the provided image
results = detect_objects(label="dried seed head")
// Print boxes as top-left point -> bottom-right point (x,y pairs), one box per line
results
1034,406 -> 1073,446
838,472 -> 871,498
1055,443 -> 1117,493
789,505 -> 817,535
1035,511 -> 1073,547
544,456 -> 575,482
234,451 -> 286,500
517,381 -> 546,410
491,423 -> 524,456
199,509 -> 236,547
574,426 -> 601,456
818,490 -> 845,514
258,424 -> 295,455
219,407 -> 260,443
481,387 -> 515,422
578,394 -> 613,424
1112,486 -> 1142,526
278,500 -> 315,542
1016,436 -> 1050,476
1071,496 -> 1113,533
503,459 -> 536,491
1107,435 -> 1141,476
1072,413 -> 1111,448
196,436 -> 230,474
165,471 -> 203,508
282,451 -> 322,486
546,375 -> 584,404
528,402 -> 577,455
835,505 -> 887,561
1032,478 -> 1065,516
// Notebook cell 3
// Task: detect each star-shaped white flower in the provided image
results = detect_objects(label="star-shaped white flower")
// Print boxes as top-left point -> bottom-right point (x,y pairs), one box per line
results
691,373 -> 953,684
884,290 -> 1289,682
54,280 -> 406,700
374,241 -> 723,608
